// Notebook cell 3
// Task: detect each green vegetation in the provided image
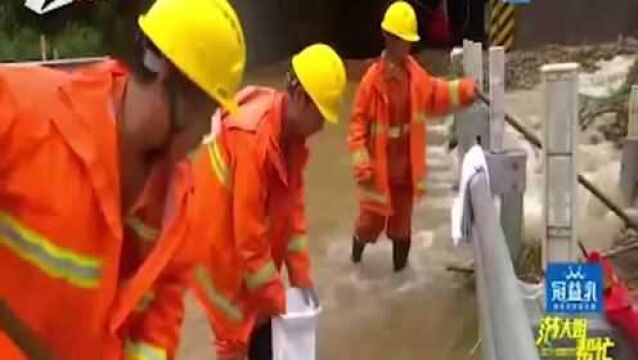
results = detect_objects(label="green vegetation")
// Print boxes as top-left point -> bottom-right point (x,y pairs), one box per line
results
0,0 -> 152,62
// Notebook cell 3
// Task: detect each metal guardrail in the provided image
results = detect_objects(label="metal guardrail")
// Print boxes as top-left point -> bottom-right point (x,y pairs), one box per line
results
467,170 -> 540,360
2,57 -> 106,69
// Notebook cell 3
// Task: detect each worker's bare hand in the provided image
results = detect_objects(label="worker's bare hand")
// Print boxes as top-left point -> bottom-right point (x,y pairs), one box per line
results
299,287 -> 320,308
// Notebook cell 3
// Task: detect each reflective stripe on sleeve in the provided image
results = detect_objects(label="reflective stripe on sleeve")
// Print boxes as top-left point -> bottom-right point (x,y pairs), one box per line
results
125,216 -> 159,242
207,139 -> 230,188
449,80 -> 461,108
288,234 -> 308,253
244,260 -> 277,291
415,112 -> 428,124
0,211 -> 102,288
358,186 -> 387,204
135,291 -> 156,313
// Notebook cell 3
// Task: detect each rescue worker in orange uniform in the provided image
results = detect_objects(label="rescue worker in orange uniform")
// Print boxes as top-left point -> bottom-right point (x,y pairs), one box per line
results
349,1 -> 477,271
0,0 -> 246,358
188,44 -> 347,360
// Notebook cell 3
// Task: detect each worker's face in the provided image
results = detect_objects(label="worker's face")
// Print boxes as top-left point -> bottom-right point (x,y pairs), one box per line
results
384,32 -> 411,60
287,86 -> 324,139
164,72 -> 216,161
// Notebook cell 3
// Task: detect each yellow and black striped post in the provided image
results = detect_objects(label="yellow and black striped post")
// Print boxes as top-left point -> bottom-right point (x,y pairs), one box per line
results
489,0 -> 516,51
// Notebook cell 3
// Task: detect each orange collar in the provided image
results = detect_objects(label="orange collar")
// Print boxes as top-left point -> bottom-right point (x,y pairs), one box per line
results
56,59 -> 128,240
381,55 -> 408,82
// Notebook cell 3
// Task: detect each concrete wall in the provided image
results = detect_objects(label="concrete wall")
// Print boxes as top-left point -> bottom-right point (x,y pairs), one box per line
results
515,0 -> 638,48
232,0 -> 452,64
233,0 -> 388,64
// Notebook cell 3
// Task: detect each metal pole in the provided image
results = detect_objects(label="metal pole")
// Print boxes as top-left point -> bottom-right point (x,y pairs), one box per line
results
3,57 -> 105,69
39,35 -> 47,61
469,171 -> 540,360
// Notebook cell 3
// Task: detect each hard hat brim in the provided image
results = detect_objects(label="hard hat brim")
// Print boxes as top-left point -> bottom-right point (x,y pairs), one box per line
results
292,54 -> 340,125
319,105 -> 339,124
138,14 -> 241,115
381,23 -> 420,43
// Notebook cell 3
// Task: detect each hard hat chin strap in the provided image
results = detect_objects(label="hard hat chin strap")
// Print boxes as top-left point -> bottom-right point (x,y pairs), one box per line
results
142,47 -> 168,75
142,45 -> 183,148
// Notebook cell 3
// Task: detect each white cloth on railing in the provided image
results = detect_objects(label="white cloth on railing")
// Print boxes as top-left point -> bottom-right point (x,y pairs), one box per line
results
451,145 -> 491,246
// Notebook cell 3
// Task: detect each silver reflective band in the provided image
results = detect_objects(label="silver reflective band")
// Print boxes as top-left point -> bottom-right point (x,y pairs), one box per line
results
0,212 -> 102,288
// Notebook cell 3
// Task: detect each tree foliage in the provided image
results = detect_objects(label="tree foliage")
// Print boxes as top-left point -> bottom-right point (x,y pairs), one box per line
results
0,0 -> 152,62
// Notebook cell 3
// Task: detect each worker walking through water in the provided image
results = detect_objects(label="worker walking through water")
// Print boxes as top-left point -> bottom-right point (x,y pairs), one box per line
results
349,1 -> 477,271
188,44 -> 346,360
0,0 -> 246,358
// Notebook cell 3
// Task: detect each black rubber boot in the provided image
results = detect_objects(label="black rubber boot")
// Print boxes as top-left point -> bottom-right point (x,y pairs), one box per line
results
392,238 -> 411,272
351,236 -> 366,264
248,319 -> 272,360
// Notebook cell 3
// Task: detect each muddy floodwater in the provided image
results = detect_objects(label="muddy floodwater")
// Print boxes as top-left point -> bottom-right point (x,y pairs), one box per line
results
177,55 -> 480,360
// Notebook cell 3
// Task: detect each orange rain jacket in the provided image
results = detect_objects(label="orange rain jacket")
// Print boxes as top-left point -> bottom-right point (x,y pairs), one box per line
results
0,60 -> 196,359
188,86 -> 313,357
348,55 -> 476,216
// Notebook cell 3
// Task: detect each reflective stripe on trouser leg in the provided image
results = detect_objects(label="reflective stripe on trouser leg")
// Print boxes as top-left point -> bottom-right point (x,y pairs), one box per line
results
351,148 -> 371,167
124,340 -> 167,360
193,266 -> 244,322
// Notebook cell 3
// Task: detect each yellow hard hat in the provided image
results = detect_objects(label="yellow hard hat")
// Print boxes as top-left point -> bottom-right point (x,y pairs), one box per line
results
139,0 -> 246,113
292,43 -> 346,124
381,1 -> 420,43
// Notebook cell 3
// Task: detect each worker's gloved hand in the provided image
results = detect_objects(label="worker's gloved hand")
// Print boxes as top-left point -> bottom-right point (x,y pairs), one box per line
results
299,287 -> 320,308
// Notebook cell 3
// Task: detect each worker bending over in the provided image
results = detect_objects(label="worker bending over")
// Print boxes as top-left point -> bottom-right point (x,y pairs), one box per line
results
188,44 -> 346,360
0,0 -> 245,358
349,1 -> 477,271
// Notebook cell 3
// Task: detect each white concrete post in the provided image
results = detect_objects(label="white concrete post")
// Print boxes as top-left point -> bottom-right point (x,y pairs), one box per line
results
627,85 -> 638,139
541,63 -> 580,269
450,47 -> 464,77
457,41 -> 490,155
463,41 -> 484,93
620,85 -> 638,206
489,47 -> 505,153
